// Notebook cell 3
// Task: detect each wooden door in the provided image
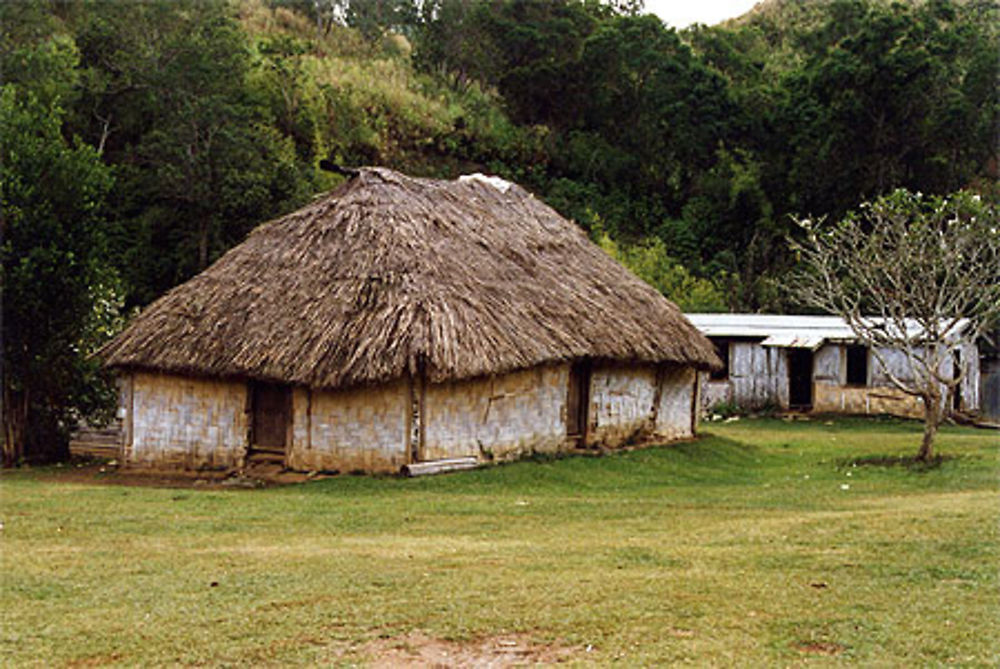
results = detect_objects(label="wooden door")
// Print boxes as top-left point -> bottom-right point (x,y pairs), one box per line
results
567,361 -> 591,438
787,349 -> 813,409
252,382 -> 290,453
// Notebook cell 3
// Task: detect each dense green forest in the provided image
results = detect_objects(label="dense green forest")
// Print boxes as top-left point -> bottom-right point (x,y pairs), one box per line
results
2,0 -> 997,462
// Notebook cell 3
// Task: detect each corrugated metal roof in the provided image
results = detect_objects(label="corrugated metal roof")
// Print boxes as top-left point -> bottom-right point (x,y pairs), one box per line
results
685,313 -> 970,346
760,333 -> 825,349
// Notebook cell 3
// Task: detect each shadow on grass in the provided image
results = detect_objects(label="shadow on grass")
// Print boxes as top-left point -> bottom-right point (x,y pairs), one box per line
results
318,433 -> 768,496
838,453 -> 956,472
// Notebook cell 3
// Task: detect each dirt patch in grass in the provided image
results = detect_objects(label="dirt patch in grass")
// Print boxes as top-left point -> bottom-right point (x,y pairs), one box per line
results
30,462 -> 334,488
38,463 -> 228,488
65,652 -> 125,667
793,640 -> 845,656
346,631 -> 579,667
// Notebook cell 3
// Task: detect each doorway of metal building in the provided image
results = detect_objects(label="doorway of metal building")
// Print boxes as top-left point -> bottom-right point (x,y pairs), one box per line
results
250,381 -> 291,464
567,360 -> 591,444
787,349 -> 814,410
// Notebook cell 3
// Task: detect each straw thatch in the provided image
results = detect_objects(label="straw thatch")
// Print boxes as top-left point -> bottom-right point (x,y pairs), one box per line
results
101,168 -> 720,388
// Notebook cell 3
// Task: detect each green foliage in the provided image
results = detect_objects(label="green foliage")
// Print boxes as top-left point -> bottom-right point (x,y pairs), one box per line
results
73,0 -> 314,304
681,147 -> 786,310
1,85 -> 118,464
778,0 -> 998,219
0,33 -> 80,110
22,0 -> 993,317
595,231 -> 727,311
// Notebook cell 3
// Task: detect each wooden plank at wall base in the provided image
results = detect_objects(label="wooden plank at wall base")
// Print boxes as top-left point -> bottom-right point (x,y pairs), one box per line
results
401,456 -> 478,477
68,428 -> 121,459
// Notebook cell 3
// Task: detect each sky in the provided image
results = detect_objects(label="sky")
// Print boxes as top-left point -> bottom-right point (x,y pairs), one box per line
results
643,0 -> 762,28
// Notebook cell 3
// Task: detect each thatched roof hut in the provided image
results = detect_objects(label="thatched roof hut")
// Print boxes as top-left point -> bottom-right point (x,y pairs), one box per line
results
102,168 -> 718,387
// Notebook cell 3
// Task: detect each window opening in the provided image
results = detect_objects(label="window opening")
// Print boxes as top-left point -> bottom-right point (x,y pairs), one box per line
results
845,345 -> 868,387
710,340 -> 730,381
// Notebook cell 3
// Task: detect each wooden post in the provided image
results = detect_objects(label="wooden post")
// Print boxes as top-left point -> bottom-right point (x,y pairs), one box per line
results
407,368 -> 425,464
418,370 -> 426,462
650,364 -> 666,431
123,373 -> 135,464
402,456 -> 478,477
691,368 -> 701,435
306,388 -> 312,451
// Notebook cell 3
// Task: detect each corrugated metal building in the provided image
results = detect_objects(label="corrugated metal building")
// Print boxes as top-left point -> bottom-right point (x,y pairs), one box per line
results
686,314 -> 981,419
979,329 -> 1000,424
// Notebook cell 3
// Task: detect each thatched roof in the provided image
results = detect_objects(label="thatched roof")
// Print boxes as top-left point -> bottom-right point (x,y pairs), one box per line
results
101,168 -> 720,388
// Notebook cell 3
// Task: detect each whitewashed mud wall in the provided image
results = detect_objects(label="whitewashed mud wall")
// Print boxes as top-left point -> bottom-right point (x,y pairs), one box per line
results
812,383 -> 925,418
589,363 -> 696,446
126,371 -> 248,468
814,344 -> 920,418
589,363 -> 657,446
813,342 -> 979,418
122,362 -> 704,474
286,378 -> 409,473
422,365 -> 568,461
700,377 -> 732,412
654,366 -> 698,441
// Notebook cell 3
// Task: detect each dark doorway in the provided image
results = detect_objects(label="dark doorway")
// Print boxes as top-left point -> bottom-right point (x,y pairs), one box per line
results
251,382 -> 290,459
787,349 -> 814,409
567,361 -> 591,441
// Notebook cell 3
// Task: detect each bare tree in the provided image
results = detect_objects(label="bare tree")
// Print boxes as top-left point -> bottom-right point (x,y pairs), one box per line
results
790,189 -> 1000,460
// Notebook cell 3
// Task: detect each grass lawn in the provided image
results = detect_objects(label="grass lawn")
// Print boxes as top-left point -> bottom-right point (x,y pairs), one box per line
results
1,416 -> 998,666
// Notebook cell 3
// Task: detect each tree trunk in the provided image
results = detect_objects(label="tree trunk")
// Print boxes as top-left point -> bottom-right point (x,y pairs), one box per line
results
2,385 -> 27,468
918,390 -> 941,462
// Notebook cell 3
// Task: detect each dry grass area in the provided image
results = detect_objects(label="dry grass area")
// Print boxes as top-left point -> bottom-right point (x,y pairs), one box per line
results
1,416 -> 997,666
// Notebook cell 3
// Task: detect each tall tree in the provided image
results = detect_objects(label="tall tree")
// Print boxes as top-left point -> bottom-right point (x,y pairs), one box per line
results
780,0 -> 998,219
1,82 -> 118,465
74,0 -> 311,306
790,189 -> 1000,461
